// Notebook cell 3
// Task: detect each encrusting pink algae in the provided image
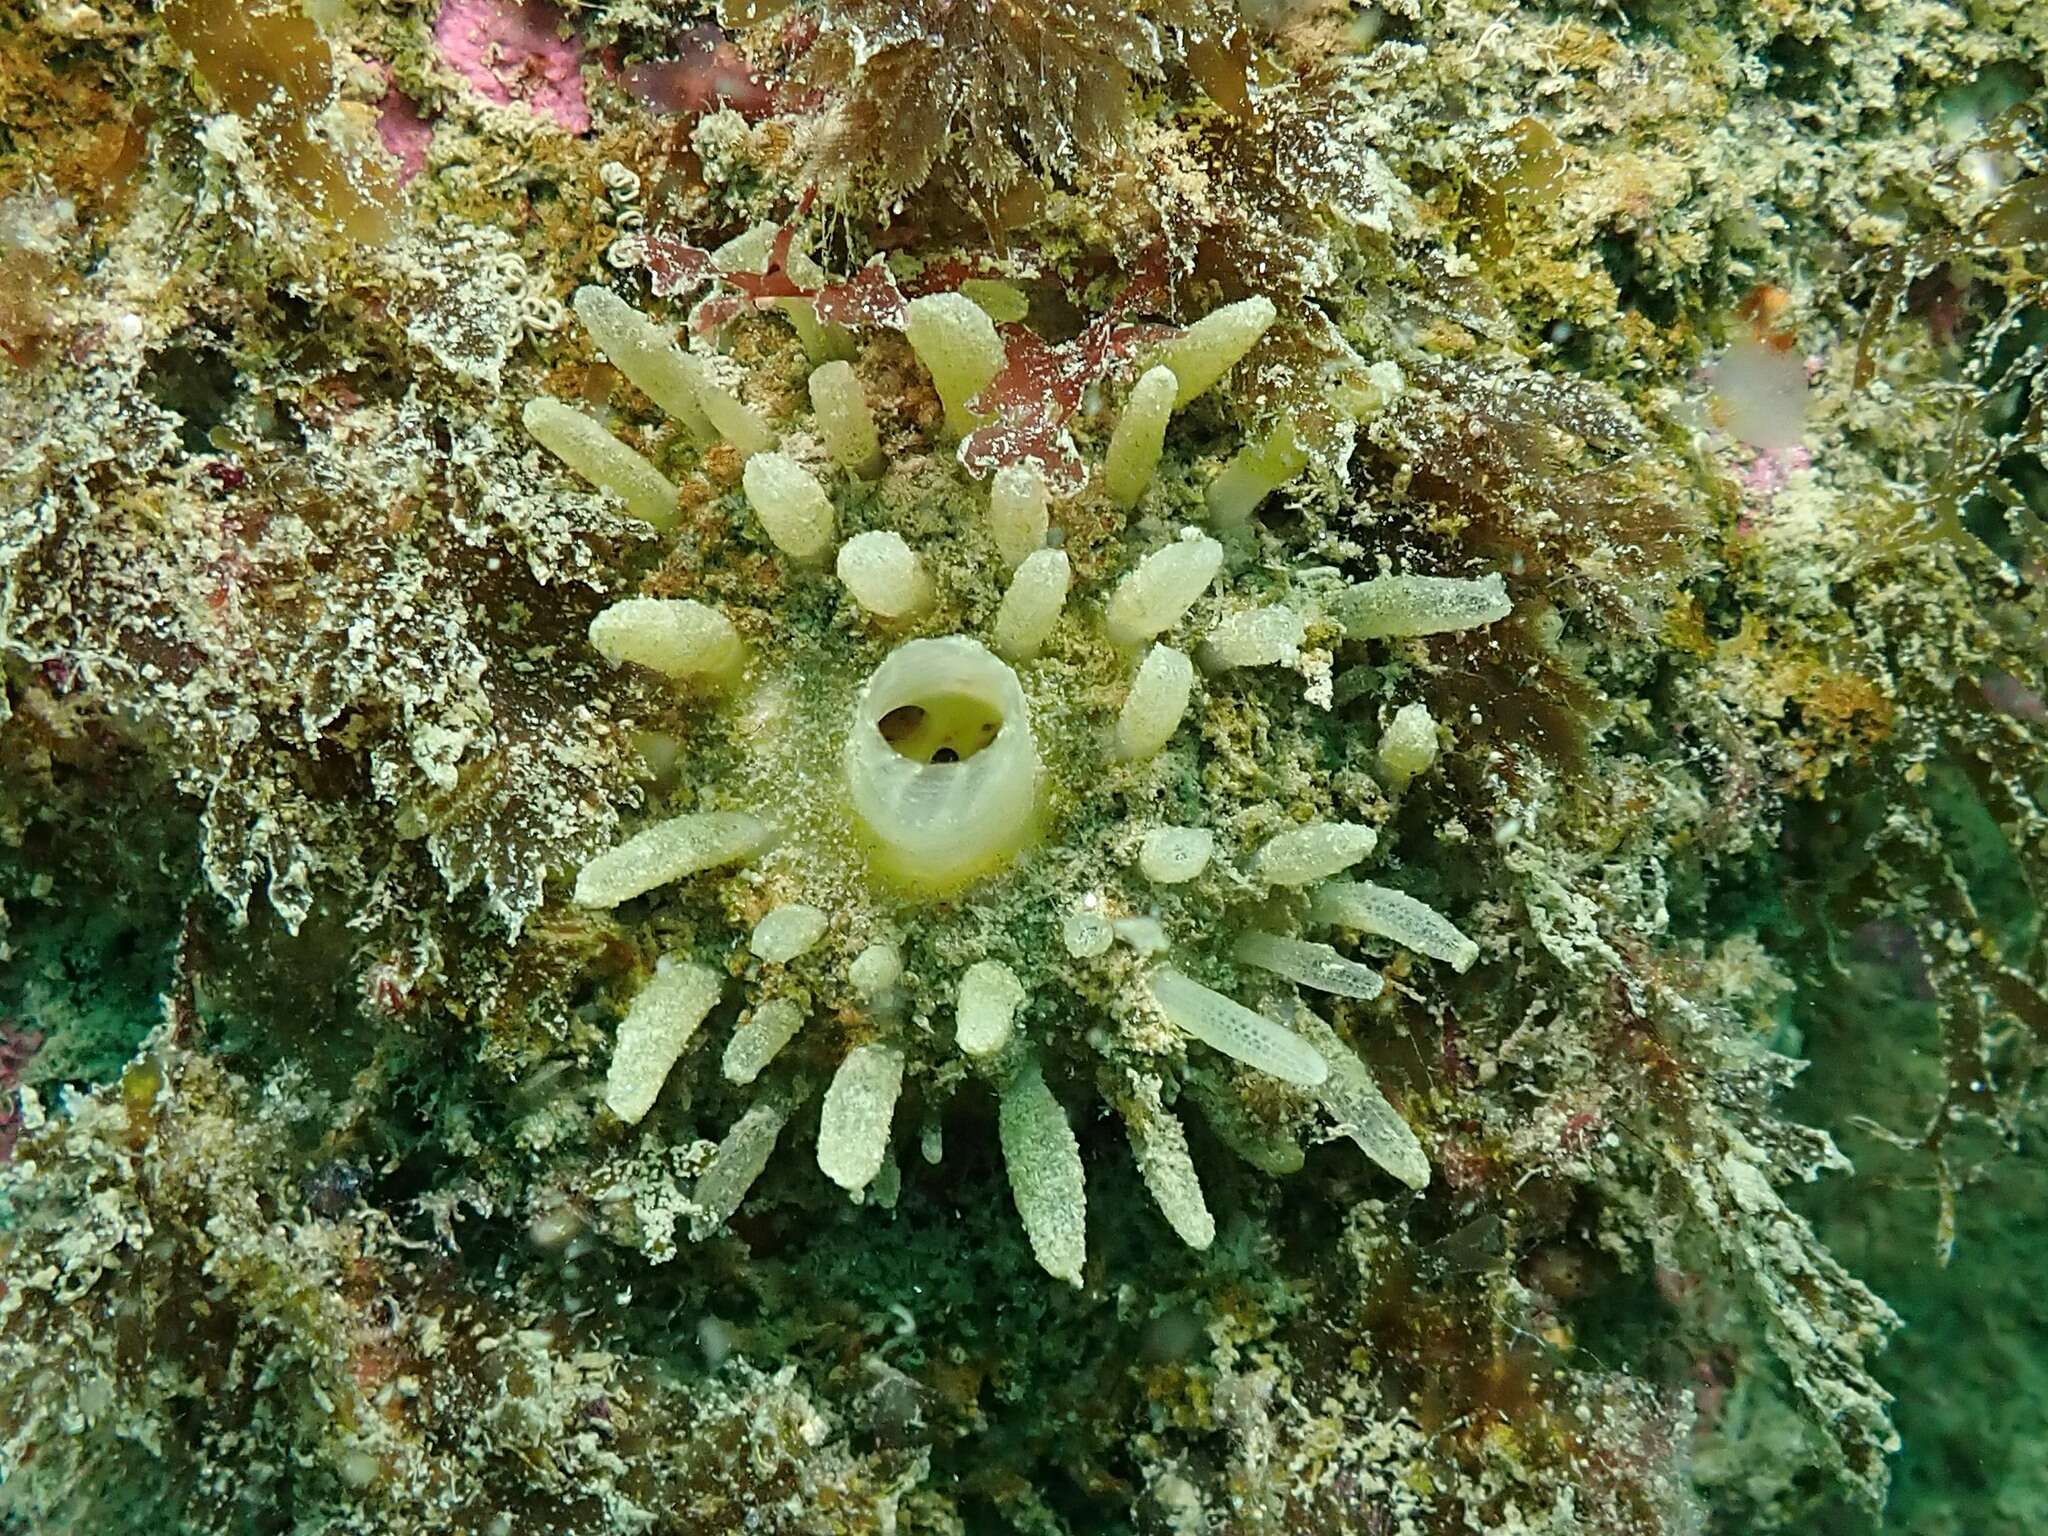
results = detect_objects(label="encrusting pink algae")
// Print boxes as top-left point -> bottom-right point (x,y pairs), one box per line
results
433,0 -> 591,134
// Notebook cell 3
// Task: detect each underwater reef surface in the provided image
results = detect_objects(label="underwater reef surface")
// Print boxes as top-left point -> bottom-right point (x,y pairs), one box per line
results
0,0 -> 2044,1531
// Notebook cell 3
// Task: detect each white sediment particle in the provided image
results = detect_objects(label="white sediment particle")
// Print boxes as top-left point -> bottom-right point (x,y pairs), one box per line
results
1205,420 -> 1310,526
722,997 -> 805,1084
1119,1075 -> 1215,1250
955,959 -> 1026,1058
993,548 -> 1070,661
836,530 -> 934,618
690,1098 -> 790,1239
1310,880 -> 1481,971
1247,821 -> 1379,886
750,903 -> 828,963
809,360 -> 883,476
572,286 -> 715,439
742,451 -> 837,560
1157,296 -> 1276,407
1113,644 -> 1195,762
1292,1011 -> 1429,1190
1378,701 -> 1440,787
1233,931 -> 1384,1000
604,959 -> 722,1124
1199,604 -> 1306,671
1104,364 -> 1178,508
1331,572 -> 1512,639
904,291 -> 1005,438
1106,534 -> 1224,646
988,461 -> 1050,569
523,397 -> 679,529
1062,910 -> 1113,958
1138,826 -> 1214,884
999,1063 -> 1087,1285
1149,967 -> 1330,1087
817,1044 -> 905,1194
588,597 -> 741,684
849,941 -> 903,999
574,812 -> 772,908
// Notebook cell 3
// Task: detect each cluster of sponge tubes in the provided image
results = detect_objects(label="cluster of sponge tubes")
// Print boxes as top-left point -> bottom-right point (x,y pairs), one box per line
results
524,268 -> 1514,1283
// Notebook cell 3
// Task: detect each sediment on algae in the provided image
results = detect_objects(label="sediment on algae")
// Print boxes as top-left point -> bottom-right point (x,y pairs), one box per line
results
0,0 -> 2043,1531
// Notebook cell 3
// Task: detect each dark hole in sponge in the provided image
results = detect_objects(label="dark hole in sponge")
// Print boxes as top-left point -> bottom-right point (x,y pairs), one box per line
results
874,693 -> 1004,765
878,705 -> 926,744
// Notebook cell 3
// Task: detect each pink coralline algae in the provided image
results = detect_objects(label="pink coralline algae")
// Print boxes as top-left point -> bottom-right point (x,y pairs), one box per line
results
1735,442 -> 1813,503
433,0 -> 590,135
375,72 -> 433,183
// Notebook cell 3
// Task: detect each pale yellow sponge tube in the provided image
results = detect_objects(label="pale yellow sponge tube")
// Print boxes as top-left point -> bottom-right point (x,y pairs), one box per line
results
1205,420 -> 1311,526
999,1062 -> 1087,1285
1112,644 -> 1195,761
993,549 -> 1070,661
523,397 -> 679,529
1138,826 -> 1214,884
1246,821 -> 1379,886
844,637 -> 1040,888
1106,535 -> 1224,646
1199,605 -> 1305,671
574,811 -> 772,908
1232,931 -> 1383,1000
955,959 -> 1026,1059
690,1099 -> 790,1240
849,941 -> 903,1001
604,959 -> 722,1124
988,462 -> 1050,570
1294,1011 -> 1430,1191
1148,966 -> 1329,1087
808,360 -> 883,477
1377,701 -> 1440,787
750,903 -> 828,962
1104,365 -> 1178,508
698,382 -> 775,458
837,531 -> 934,619
723,998 -> 805,1085
1118,1073 -> 1214,1251
742,452 -> 837,560
817,1043 -> 904,1194
1157,296 -> 1275,407
1310,880 -> 1480,971
572,286 -> 715,440
588,597 -> 742,685
1331,572 -> 1512,640
905,292 -> 1005,438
